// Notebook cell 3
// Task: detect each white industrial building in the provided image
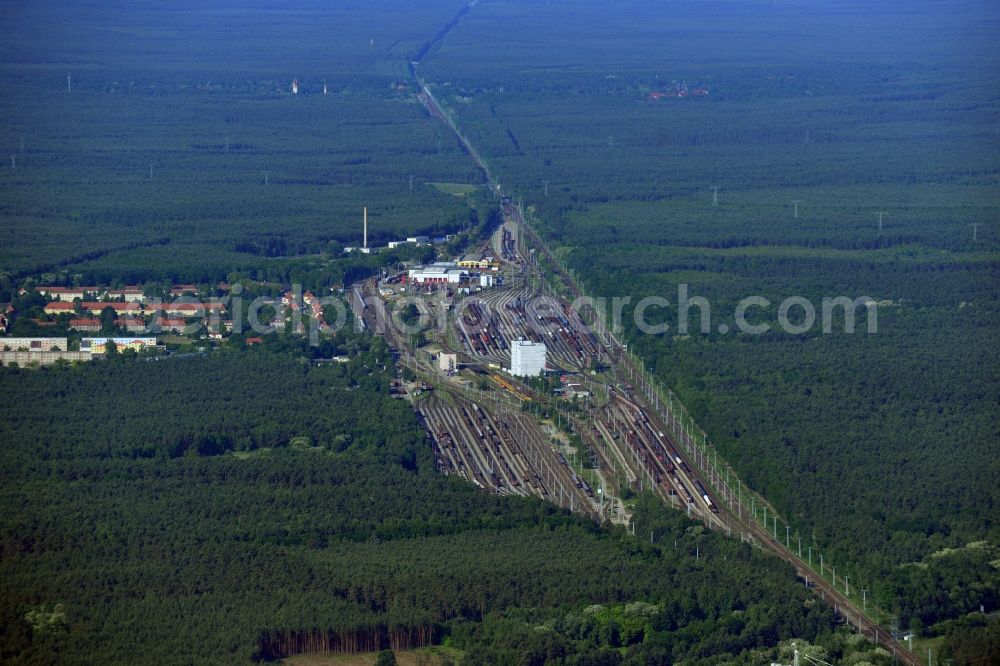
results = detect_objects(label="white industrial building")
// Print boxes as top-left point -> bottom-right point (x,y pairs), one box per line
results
438,352 -> 457,372
510,339 -> 546,377
407,263 -> 467,285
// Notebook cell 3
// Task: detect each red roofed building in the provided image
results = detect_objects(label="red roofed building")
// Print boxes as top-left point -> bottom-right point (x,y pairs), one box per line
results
69,317 -> 101,332
81,301 -> 147,316
156,318 -> 188,333
303,291 -> 326,325
281,291 -> 301,312
106,287 -> 145,302
164,302 -> 224,316
34,286 -> 104,301
44,302 -> 77,315
115,318 -> 148,334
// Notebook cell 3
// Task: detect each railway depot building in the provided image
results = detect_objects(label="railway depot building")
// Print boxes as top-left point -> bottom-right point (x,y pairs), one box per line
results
406,263 -> 468,285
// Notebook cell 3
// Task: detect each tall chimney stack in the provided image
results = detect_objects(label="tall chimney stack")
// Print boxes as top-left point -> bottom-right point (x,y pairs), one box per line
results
363,207 -> 368,249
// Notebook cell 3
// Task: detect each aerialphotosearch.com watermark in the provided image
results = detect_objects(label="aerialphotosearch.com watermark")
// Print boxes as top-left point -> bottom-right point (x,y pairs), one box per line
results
130,283 -> 877,345
617,284 -> 879,337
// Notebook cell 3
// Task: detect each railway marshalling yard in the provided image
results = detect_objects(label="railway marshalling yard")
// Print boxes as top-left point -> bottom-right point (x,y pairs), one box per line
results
351,211 -> 921,664
356,217 -> 728,530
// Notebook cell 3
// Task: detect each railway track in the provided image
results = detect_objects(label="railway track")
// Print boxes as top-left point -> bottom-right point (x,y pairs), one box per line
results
410,62 -> 921,665
608,347 -> 919,663
452,285 -> 608,371
417,390 -> 596,515
493,201 -> 920,662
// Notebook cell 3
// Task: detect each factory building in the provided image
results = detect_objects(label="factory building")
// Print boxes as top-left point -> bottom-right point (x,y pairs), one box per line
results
510,339 -> 546,377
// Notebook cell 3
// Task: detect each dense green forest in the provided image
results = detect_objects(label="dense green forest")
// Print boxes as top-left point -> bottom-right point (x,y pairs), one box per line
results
0,345 -> 862,664
0,0 -> 483,284
2,0 -> 997,662
419,0 -> 1000,637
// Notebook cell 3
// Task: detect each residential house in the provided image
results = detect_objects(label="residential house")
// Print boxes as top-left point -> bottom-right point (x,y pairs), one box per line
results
115,318 -> 148,334
32,286 -> 103,301
69,318 -> 102,333
156,318 -> 188,334
106,287 -> 145,302
43,302 -> 76,315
